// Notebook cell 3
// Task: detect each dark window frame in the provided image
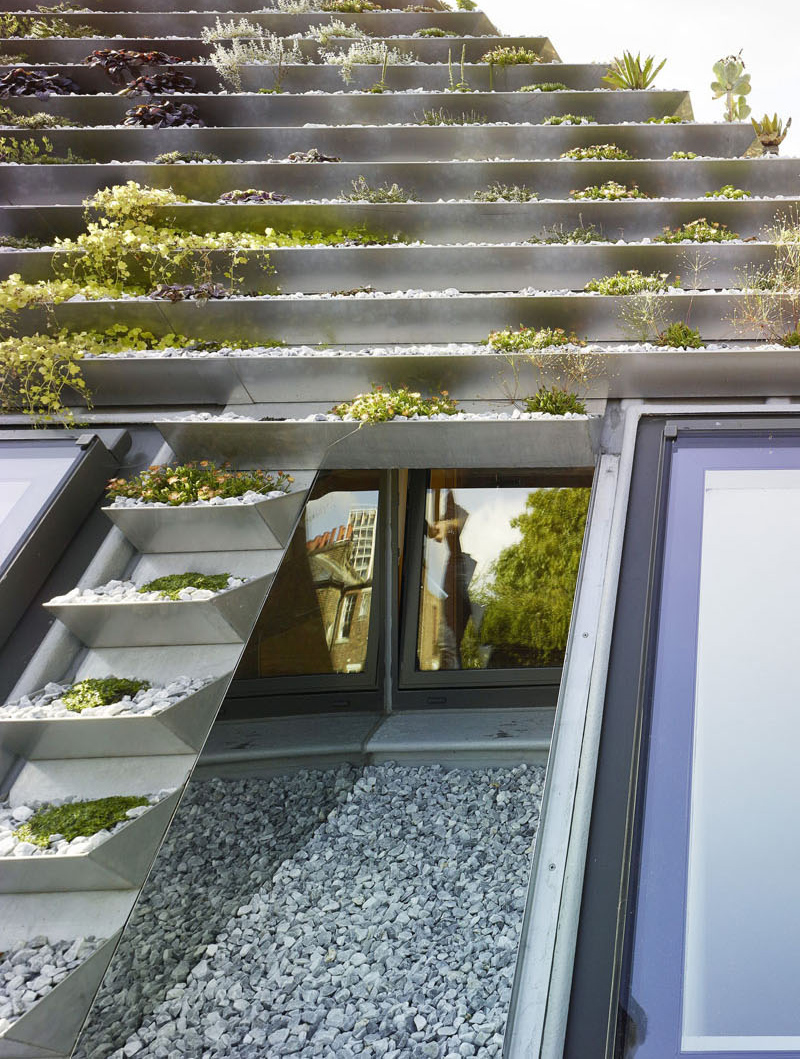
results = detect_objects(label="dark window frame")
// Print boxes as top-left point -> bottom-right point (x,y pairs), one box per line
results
565,416 -> 800,1059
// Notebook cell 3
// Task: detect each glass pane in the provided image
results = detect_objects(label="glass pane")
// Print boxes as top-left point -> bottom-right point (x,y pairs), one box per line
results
236,471 -> 379,679
0,443 -> 80,572
683,469 -> 800,1051
416,471 -> 590,671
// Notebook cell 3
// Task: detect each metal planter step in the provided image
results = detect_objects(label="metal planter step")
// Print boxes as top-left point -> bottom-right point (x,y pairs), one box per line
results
1,9 -> 499,38
6,61 -> 605,95
0,242 -> 777,292
103,486 -> 309,551
159,416 -> 601,470
0,33 -> 555,65
0,786 -> 181,893
0,674 -> 230,759
0,931 -> 120,1059
0,152 -> 773,205
5,88 -> 690,128
20,291 -> 760,343
3,199 -> 793,244
45,572 -> 273,646
7,124 -> 758,167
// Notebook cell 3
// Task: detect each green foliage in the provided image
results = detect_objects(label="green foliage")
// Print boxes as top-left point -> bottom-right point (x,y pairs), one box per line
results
524,386 -> 587,415
343,175 -> 416,202
519,82 -> 567,92
560,142 -> 632,160
472,183 -> 537,202
455,0 -> 477,9
670,149 -> 697,159
0,233 -> 42,249
486,325 -> 583,352
781,331 -> 800,347
155,149 -> 221,164
0,136 -> 88,164
446,45 -> 470,92
0,12 -> 93,37
656,217 -> 738,243
603,51 -> 666,90
751,112 -> 791,147
14,796 -> 149,847
418,106 -> 487,125
107,462 -> 293,505
527,222 -> 604,244
415,26 -> 448,36
711,52 -> 751,122
62,677 -> 150,713
705,184 -> 751,199
585,269 -> 669,295
0,106 -> 78,129
571,179 -> 646,200
480,45 -> 541,66
474,488 -> 590,667
139,572 -> 232,599
319,0 -> 378,10
656,322 -> 703,348
307,19 -> 365,45
647,115 -> 685,124
331,384 -> 457,423
542,113 -> 595,125
0,52 -> 27,63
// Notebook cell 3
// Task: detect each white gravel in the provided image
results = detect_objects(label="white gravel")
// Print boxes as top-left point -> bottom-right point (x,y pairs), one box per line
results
173,408 -> 590,423
0,936 -> 106,1034
0,790 -> 173,859
1,675 -> 212,720
47,575 -> 249,606
77,763 -> 543,1058
107,488 -> 287,509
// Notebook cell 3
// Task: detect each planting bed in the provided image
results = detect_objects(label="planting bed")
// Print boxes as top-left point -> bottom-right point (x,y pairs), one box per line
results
1,675 -> 212,719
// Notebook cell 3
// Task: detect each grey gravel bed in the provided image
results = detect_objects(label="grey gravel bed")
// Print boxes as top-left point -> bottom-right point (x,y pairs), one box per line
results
88,762 -> 543,1058
0,936 -> 105,1034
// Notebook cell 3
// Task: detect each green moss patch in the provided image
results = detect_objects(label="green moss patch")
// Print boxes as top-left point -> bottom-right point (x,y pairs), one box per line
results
14,795 -> 149,847
139,572 -> 231,599
62,677 -> 150,714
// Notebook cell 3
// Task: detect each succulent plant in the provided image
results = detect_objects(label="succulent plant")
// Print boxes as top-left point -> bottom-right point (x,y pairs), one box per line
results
603,51 -> 666,90
751,112 -> 792,150
217,189 -> 288,203
149,283 -> 231,301
711,52 -> 751,122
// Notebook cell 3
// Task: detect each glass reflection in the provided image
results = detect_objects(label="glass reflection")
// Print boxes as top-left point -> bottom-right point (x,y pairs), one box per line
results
236,472 -> 379,679
417,473 -> 590,671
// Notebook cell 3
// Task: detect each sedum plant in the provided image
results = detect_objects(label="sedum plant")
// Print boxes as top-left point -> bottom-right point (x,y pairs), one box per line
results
524,386 -> 586,415
0,106 -> 78,129
656,322 -> 703,348
711,52 -> 751,123
486,326 -> 583,352
670,150 -> 697,159
571,180 -> 646,200
585,269 -> 669,295
62,677 -> 150,713
560,143 -> 632,160
416,26 -> 448,36
527,222 -> 604,244
0,233 -> 43,249
343,175 -> 417,202
155,149 -> 220,164
473,183 -> 537,202
520,82 -> 567,92
106,462 -> 293,505
481,45 -> 541,66
602,51 -> 666,90
647,115 -> 685,124
705,184 -> 751,200
542,113 -> 595,125
656,218 -> 738,243
14,796 -> 149,847
331,385 -> 457,423
139,573 -> 233,599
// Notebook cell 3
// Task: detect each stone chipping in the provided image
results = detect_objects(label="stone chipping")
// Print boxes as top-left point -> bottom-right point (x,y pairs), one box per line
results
82,762 -> 543,1058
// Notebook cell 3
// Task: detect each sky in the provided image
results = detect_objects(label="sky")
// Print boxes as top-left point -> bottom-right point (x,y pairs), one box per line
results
479,0 -> 800,153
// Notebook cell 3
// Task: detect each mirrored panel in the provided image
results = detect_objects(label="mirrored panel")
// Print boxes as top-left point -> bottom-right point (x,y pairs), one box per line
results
415,471 -> 591,672
236,471 -> 380,680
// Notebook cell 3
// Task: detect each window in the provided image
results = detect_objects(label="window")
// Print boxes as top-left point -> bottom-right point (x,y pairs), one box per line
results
567,422 -> 800,1059
400,470 -> 592,693
337,594 -> 357,641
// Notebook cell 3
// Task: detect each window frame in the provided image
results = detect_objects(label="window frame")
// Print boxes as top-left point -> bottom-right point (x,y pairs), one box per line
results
395,468 -> 595,706
565,416 -> 800,1059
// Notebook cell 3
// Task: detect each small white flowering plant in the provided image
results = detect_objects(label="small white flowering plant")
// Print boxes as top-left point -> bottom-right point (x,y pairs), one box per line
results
331,385 -> 458,423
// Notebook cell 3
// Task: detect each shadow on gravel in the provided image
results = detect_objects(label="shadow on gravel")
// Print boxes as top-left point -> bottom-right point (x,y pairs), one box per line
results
72,766 -> 360,1058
